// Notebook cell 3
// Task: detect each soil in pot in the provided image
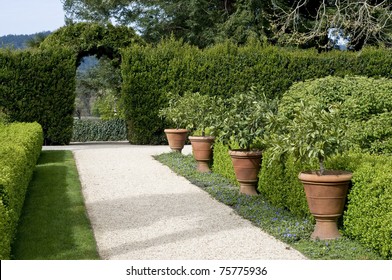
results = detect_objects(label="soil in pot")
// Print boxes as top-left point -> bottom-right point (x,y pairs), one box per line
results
299,170 -> 353,240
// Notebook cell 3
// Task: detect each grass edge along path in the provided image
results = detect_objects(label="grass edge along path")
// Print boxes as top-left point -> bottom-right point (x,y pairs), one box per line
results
154,152 -> 384,260
11,150 -> 100,260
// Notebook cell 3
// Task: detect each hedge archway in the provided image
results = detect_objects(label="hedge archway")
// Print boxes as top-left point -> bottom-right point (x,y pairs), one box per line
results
37,22 -> 144,144
0,23 -> 143,145
40,22 -> 144,65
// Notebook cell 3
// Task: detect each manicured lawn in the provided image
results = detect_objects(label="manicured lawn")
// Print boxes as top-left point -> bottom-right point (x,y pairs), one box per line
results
155,152 -> 384,260
11,151 -> 99,260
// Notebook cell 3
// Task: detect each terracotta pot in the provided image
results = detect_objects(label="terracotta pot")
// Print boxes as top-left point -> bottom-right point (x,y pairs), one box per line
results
298,170 -> 353,240
229,150 -> 262,195
189,136 -> 215,172
164,129 -> 188,152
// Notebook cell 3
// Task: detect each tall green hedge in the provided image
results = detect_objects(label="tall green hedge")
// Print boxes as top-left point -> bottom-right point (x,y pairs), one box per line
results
0,122 -> 43,259
0,48 -> 76,144
121,40 -> 198,144
121,40 -> 392,144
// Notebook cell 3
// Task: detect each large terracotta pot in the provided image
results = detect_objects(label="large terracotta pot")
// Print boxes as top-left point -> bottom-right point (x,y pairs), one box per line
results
164,129 -> 188,153
229,150 -> 262,195
298,170 -> 353,240
189,136 -> 215,172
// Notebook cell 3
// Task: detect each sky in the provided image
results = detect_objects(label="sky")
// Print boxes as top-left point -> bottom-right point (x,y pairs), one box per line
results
0,0 -> 65,36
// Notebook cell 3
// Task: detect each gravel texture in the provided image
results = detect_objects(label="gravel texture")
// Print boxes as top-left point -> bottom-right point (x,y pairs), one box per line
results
43,143 -> 306,260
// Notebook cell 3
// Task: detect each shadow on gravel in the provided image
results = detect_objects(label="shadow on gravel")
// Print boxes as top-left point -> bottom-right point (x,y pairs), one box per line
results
91,192 -> 252,258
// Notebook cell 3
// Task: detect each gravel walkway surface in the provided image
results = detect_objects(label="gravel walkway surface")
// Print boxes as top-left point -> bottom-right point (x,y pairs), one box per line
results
43,143 -> 306,260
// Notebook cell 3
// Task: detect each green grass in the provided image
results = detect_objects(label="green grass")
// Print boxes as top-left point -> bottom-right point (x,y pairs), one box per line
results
11,151 -> 99,260
154,152 -> 385,260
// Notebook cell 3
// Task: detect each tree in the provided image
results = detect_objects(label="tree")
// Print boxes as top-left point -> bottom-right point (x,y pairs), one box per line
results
61,0 -> 262,48
75,57 -> 123,119
216,0 -> 272,44
25,32 -> 50,48
270,0 -> 392,50
62,0 -> 391,50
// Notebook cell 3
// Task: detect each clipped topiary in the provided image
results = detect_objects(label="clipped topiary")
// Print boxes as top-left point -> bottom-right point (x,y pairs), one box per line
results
40,22 -> 144,65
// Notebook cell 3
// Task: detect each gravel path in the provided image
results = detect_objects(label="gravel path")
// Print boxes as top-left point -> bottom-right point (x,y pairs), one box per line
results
43,143 -> 306,260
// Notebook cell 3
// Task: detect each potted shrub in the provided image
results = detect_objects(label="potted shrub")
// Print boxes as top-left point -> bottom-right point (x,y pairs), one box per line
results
218,87 -> 277,195
267,102 -> 351,240
180,92 -> 218,172
158,92 -> 189,153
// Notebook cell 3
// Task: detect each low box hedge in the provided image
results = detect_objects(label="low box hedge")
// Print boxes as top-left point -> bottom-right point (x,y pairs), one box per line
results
72,118 -> 127,142
0,122 -> 43,259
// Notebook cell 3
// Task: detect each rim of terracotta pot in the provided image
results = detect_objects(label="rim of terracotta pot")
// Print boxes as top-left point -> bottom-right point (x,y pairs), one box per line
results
298,170 -> 353,183
164,128 -> 189,133
229,149 -> 262,158
189,135 -> 215,142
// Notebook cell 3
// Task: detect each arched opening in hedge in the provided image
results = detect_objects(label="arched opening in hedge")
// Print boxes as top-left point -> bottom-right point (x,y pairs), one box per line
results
34,22 -> 144,144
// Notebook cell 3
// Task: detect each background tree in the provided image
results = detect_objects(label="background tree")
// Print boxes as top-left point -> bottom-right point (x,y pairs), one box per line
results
62,0 -> 392,50
61,0 -> 270,48
25,32 -> 50,48
270,0 -> 392,50
0,32 -> 51,49
216,0 -> 273,44
75,57 -> 123,119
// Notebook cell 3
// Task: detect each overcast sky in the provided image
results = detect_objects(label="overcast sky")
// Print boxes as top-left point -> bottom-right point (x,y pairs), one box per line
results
0,0 -> 65,36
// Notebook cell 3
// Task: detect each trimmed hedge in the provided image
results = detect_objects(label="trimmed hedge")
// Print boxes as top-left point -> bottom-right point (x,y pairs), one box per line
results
40,22 -> 144,65
342,154 -> 392,259
0,122 -> 43,259
72,119 -> 127,142
121,40 -> 196,144
211,142 -> 237,186
121,40 -> 392,144
0,48 -> 76,145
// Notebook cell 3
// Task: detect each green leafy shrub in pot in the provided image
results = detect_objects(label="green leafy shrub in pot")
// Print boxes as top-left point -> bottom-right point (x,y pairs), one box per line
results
158,91 -> 189,130
277,75 -> 392,154
216,86 -> 277,194
159,91 -> 219,167
158,91 -> 191,152
218,86 -> 277,151
267,101 -> 349,174
159,91 -> 218,135
267,101 -> 352,240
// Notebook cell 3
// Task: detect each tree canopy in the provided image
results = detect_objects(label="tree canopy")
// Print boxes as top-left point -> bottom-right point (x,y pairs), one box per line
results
61,0 -> 273,48
270,0 -> 392,50
61,1 -> 392,50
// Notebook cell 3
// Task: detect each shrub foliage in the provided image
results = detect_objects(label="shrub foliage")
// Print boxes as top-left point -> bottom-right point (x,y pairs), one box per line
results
258,76 -> 392,258
0,48 -> 76,145
121,40 -> 392,145
0,122 -> 43,259
72,118 -> 127,142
